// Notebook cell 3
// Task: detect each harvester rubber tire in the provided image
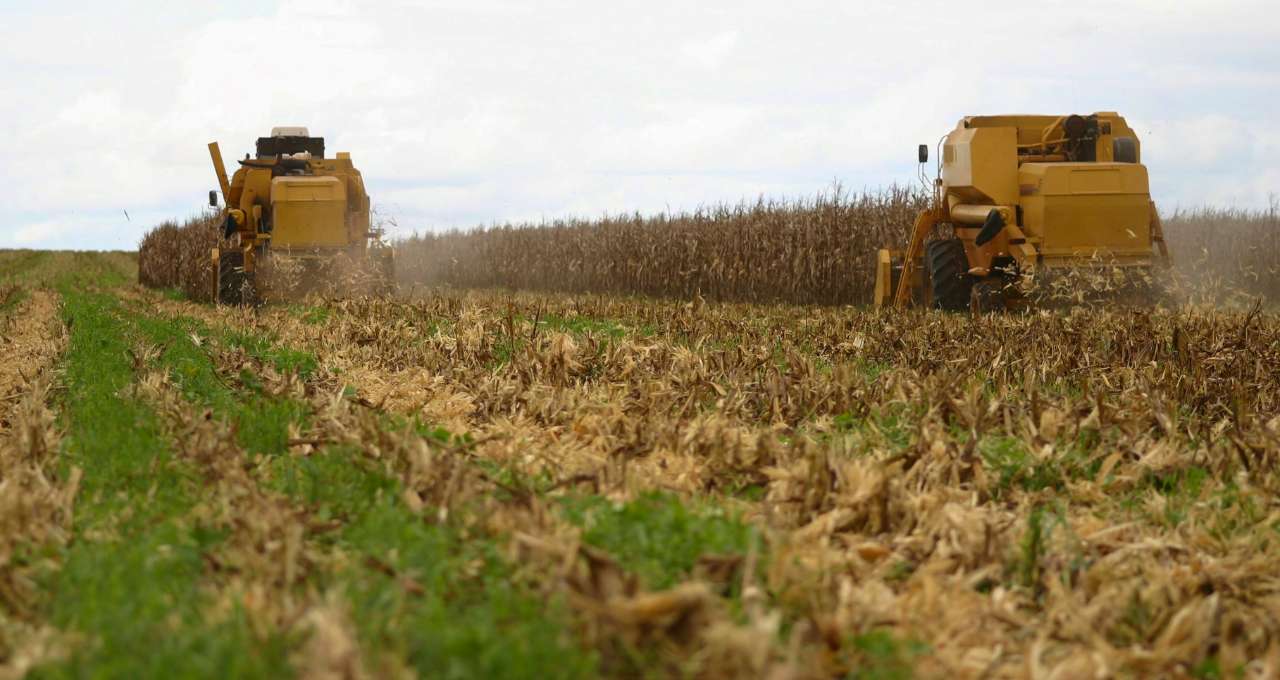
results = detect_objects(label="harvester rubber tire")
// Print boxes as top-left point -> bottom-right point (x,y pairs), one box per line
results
216,250 -> 253,306
925,238 -> 972,311
970,280 -> 1007,314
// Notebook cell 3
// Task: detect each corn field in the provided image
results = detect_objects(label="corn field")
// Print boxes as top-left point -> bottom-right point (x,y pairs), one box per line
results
1162,202 -> 1280,301
136,212 -> 221,302
395,190 -> 1280,304
140,190 -> 1280,306
394,187 -> 925,305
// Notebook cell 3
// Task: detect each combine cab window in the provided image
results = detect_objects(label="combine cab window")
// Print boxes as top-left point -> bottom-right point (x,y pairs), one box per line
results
255,136 -> 325,159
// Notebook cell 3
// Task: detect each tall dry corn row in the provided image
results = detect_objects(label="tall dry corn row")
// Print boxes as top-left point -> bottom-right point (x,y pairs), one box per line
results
395,189 -> 1280,304
395,187 -> 926,305
136,190 -> 1280,305
137,213 -> 221,302
1163,202 -> 1280,300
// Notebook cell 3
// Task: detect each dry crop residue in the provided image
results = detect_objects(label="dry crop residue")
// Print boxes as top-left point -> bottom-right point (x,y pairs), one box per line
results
0,291 -> 63,432
129,362 -> 367,678
0,288 -> 77,678
151,287 -> 1280,678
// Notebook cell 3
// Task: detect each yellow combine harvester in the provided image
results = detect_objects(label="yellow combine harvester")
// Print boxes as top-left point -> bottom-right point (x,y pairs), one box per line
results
874,112 -> 1170,311
208,127 -> 392,304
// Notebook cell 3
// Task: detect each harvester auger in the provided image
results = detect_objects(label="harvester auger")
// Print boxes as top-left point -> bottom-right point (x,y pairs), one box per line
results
874,113 -> 1171,312
208,127 -> 394,305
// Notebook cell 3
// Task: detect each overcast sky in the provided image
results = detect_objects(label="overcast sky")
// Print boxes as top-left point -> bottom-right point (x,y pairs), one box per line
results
2,0 -> 1277,250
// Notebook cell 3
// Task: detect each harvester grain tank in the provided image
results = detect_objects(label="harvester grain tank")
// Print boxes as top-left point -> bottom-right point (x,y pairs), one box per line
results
874,113 -> 1170,311
208,127 -> 393,304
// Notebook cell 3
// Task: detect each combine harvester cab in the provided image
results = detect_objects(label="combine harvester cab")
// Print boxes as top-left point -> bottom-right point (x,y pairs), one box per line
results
208,127 -> 394,305
874,113 -> 1171,312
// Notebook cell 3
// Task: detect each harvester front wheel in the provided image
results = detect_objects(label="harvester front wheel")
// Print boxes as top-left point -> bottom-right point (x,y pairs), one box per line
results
925,238 -> 972,311
216,250 -> 254,306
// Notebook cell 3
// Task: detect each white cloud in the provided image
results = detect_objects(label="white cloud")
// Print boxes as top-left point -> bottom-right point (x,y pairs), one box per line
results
7,213 -> 127,248
11,218 -> 78,246
681,31 -> 740,70
1145,115 -> 1256,168
1,0 -> 1278,250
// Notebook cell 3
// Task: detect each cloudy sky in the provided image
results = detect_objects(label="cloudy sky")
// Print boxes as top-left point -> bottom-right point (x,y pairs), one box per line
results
2,0 -> 1277,250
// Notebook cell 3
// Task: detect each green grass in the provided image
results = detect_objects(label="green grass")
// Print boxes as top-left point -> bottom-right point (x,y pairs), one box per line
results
1190,654 -> 1247,680
121,300 -> 599,678
488,312 -> 631,367
221,327 -> 318,378
1017,504 -> 1050,591
41,283 -> 598,678
1012,502 -> 1085,600
538,313 -> 628,340
37,285 -> 292,679
264,444 -> 598,678
41,524 -> 290,680
283,303 -> 332,325
979,435 -> 1098,498
1144,466 -> 1209,528
0,283 -> 26,313
124,309 -> 311,455
1111,590 -> 1154,647
53,290 -> 194,521
885,560 -> 916,583
821,406 -> 915,455
844,630 -> 929,680
560,491 -> 757,590
118,294 -> 318,380
1137,467 -> 1270,540
342,498 -> 595,679
11,251 -> 134,289
0,249 -> 52,282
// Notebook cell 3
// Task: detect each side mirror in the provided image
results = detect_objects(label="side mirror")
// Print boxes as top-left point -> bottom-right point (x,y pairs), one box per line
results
918,144 -> 929,164
209,190 -> 218,208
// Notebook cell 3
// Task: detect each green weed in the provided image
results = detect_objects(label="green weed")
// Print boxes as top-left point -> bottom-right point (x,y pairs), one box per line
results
560,491 -> 757,590
38,286 -> 289,678
127,311 -> 310,455
538,313 -> 627,339
261,441 -> 597,678
980,436 -> 1096,498
844,629 -> 928,680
